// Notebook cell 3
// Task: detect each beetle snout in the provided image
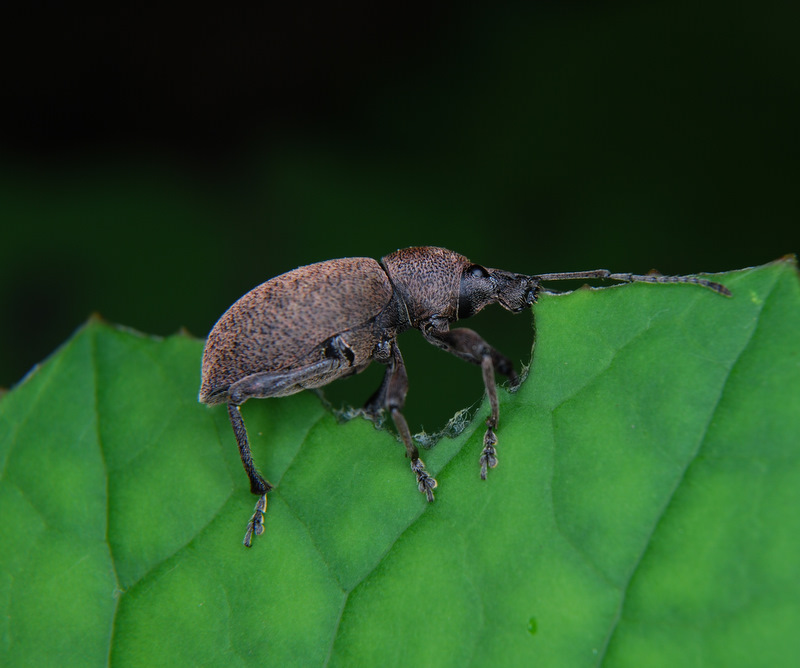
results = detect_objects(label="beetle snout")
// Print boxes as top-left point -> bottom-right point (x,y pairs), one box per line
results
511,279 -> 538,312
491,271 -> 538,312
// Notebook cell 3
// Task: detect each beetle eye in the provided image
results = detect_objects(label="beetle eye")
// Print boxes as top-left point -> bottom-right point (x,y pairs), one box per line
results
525,287 -> 537,304
467,265 -> 490,279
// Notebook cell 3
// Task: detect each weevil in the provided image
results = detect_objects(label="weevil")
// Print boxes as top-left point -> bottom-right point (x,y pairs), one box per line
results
199,246 -> 730,546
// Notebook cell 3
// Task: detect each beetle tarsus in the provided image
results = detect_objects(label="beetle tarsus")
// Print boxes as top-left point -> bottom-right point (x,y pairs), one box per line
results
411,458 -> 437,502
243,494 -> 267,547
480,425 -> 499,479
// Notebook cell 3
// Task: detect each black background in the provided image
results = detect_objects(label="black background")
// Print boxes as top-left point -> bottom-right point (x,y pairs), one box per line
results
2,2 -> 797,427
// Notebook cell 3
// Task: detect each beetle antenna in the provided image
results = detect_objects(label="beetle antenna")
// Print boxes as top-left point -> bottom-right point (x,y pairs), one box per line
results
534,269 -> 731,297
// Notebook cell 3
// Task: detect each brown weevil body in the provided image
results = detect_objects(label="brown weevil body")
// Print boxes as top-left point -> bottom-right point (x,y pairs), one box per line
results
199,246 -> 730,546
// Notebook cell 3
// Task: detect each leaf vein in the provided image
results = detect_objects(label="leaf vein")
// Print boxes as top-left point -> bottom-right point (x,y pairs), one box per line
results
594,269 -> 778,665
90,324 -> 122,667
323,591 -> 350,667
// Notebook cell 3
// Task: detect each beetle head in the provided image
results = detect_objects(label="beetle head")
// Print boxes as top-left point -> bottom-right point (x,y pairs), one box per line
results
458,265 -> 539,319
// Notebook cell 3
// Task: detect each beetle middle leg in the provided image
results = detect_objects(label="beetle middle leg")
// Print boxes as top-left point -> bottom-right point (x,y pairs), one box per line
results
377,341 -> 437,501
424,327 -> 518,479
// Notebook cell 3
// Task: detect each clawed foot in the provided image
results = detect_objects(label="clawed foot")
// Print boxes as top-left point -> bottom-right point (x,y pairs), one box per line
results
480,425 -> 498,480
243,494 -> 267,548
411,458 -> 437,502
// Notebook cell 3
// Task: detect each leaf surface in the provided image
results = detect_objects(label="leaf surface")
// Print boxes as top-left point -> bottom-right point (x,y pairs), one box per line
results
1,259 -> 798,666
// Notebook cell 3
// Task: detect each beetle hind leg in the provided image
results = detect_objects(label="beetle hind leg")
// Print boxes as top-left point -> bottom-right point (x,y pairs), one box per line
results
227,403 -> 274,547
243,494 -> 267,548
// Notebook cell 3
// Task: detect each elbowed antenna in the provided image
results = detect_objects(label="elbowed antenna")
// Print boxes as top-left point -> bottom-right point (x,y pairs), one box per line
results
533,269 -> 731,297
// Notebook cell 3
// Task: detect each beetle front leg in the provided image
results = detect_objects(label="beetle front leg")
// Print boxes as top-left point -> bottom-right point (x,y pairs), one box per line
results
383,342 -> 437,501
423,326 -> 516,479
480,354 -> 499,480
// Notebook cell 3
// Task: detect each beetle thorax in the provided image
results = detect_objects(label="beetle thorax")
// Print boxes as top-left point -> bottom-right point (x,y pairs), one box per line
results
381,247 -> 468,327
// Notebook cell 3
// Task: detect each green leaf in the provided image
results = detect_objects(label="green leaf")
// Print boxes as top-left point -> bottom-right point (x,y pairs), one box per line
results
1,259 -> 798,666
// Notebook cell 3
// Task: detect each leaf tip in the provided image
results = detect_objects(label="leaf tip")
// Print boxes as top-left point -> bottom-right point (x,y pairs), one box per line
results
776,253 -> 799,279
175,325 -> 195,338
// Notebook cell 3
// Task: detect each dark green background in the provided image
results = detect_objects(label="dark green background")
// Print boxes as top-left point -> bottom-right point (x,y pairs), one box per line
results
1,2 -> 797,428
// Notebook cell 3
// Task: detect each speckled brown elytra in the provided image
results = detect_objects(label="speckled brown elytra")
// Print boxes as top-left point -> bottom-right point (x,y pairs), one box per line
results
199,246 -> 730,547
